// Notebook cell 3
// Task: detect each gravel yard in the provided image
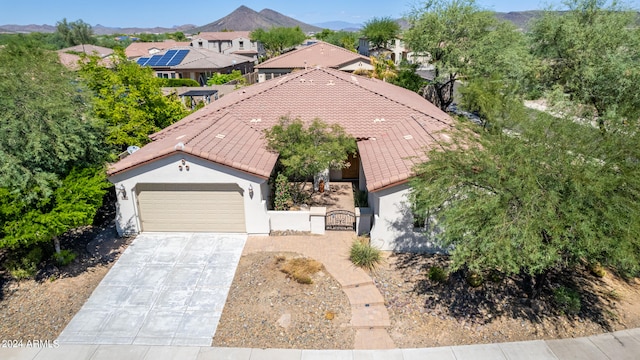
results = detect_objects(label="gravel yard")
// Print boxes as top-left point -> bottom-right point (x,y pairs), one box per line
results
212,252 -> 354,349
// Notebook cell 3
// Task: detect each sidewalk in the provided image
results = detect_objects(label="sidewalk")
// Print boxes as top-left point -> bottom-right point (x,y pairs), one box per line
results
3,328 -> 640,360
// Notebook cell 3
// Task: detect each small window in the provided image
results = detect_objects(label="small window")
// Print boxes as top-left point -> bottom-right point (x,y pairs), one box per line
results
198,41 -> 203,47
239,40 -> 244,49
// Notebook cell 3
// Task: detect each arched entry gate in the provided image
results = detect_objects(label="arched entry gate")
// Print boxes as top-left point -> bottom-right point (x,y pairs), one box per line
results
325,210 -> 356,231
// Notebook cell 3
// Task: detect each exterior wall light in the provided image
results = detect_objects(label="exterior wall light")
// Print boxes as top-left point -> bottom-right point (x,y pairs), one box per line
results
118,184 -> 128,200
248,184 -> 254,199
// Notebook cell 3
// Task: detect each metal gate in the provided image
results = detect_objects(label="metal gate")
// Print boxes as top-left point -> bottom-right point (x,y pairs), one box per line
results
325,210 -> 356,231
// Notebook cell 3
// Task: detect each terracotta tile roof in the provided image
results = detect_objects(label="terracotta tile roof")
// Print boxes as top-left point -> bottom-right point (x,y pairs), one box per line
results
255,41 -> 371,70
108,68 -> 454,191
125,41 -> 190,58
58,44 -> 114,57
194,31 -> 251,41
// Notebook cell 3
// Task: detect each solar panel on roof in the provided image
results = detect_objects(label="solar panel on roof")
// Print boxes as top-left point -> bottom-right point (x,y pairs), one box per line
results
166,49 -> 189,66
155,50 -> 178,66
145,55 -> 163,66
136,57 -> 149,65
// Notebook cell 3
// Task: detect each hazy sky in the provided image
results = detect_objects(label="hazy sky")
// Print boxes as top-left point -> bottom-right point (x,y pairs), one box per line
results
2,0 -> 639,27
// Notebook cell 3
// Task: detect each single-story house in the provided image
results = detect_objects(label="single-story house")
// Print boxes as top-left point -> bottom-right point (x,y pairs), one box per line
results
107,67 -> 454,251
136,47 -> 254,85
254,41 -> 374,83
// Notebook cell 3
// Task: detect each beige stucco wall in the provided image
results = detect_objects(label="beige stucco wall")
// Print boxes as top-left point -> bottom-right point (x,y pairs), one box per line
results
108,153 -> 270,236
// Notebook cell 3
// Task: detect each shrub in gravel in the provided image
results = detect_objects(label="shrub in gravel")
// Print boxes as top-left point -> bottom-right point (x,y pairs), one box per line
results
427,266 -> 448,283
280,257 -> 323,284
554,286 -> 581,315
6,248 -> 42,280
466,271 -> 484,287
349,238 -> 381,271
53,249 -> 76,266
589,262 -> 607,278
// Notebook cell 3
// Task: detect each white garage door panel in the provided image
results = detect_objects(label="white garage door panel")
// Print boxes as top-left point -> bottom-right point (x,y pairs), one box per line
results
136,183 -> 246,232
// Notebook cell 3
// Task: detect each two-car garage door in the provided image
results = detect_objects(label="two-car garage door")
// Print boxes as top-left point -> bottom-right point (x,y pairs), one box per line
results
136,183 -> 246,232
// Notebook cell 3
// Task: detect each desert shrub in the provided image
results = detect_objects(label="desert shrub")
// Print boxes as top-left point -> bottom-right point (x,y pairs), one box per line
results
280,257 -> 323,284
427,266 -> 448,283
554,286 -> 581,315
466,271 -> 484,287
273,173 -> 292,210
354,187 -> 368,207
6,247 -> 43,280
349,237 -> 381,271
53,249 -> 76,266
589,262 -> 607,278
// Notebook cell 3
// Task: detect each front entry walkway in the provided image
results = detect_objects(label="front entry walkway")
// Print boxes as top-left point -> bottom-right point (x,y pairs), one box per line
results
57,233 -> 246,346
244,232 -> 396,349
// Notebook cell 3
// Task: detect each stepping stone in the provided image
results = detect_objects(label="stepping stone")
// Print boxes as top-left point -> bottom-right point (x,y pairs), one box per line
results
343,283 -> 385,306
350,304 -> 391,328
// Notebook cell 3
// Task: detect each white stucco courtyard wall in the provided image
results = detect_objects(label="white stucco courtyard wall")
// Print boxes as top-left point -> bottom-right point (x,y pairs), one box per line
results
108,153 -> 270,236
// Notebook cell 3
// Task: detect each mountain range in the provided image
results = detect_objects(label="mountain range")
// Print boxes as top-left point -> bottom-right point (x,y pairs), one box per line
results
0,7 -> 594,35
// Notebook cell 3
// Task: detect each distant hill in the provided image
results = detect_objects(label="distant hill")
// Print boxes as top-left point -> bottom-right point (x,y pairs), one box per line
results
313,21 -> 363,31
91,24 -> 196,35
191,5 -> 322,33
495,11 -> 545,30
0,24 -> 55,33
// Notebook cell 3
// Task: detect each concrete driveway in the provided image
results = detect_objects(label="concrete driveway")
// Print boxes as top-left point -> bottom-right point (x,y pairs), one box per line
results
58,233 -> 246,346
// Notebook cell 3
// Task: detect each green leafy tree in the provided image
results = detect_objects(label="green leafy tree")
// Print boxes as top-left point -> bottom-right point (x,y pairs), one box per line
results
390,62 -> 427,93
315,29 -> 359,51
56,18 -> 96,47
410,103 -> 640,295
529,0 -> 640,131
361,16 -> 400,49
264,117 -> 357,203
404,0 -> 531,111
79,49 -> 189,153
206,70 -> 244,85
250,26 -> 307,58
0,40 -> 108,255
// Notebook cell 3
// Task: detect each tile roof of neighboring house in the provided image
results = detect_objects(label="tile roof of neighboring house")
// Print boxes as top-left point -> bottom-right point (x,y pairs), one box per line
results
167,47 -> 253,70
108,67 -> 454,191
57,51 -> 113,70
255,41 -> 371,70
58,44 -> 114,57
125,40 -> 191,58
194,31 -> 252,41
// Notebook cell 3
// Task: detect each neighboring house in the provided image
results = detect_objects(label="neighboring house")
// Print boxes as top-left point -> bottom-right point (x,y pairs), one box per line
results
125,40 -> 191,59
254,41 -> 373,83
107,67 -> 454,252
358,37 -> 428,66
190,31 -> 264,62
136,47 -> 254,85
57,44 -> 115,70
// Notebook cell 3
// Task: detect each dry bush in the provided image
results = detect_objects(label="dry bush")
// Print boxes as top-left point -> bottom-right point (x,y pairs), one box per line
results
279,257 -> 323,284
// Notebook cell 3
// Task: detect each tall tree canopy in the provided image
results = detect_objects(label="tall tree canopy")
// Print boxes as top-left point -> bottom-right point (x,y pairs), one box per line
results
79,50 -> 189,153
250,27 -> 307,58
404,0 -> 531,111
409,0 -> 640,294
56,18 -> 96,47
315,29 -> 359,51
529,0 -> 640,131
361,17 -> 401,49
0,39 -> 108,252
